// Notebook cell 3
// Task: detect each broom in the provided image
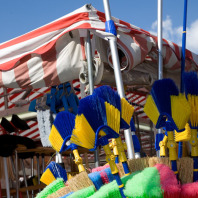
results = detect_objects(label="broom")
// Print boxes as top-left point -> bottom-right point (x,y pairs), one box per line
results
183,71 -> 198,181
49,111 -> 85,173
93,85 -> 134,175
70,95 -> 126,198
40,161 -> 67,185
144,78 -> 191,177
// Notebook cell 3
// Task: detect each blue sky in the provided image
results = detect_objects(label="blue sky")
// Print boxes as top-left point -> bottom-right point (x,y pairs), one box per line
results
0,0 -> 197,53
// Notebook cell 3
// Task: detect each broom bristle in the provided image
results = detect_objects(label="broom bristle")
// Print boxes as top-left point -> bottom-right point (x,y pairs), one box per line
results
183,72 -> 198,96
40,168 -> 56,185
187,95 -> 198,128
40,161 -> 67,185
144,95 -> 160,126
49,125 -> 64,152
105,102 -> 120,134
171,94 -> 191,131
175,123 -> 191,142
121,98 -> 134,126
151,78 -> 179,116
70,114 -> 96,149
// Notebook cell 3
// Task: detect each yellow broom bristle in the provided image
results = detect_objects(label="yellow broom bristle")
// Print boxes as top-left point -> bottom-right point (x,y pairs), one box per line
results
187,94 -> 198,128
70,114 -> 95,149
171,93 -> 191,130
175,123 -> 191,142
121,98 -> 134,125
105,102 -> 120,134
49,125 -> 64,152
143,95 -> 159,126
40,168 -> 56,185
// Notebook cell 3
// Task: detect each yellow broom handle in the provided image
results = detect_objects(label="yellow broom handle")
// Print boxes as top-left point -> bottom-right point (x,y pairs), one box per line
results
167,131 -> 177,161
190,129 -> 198,157
116,137 -> 128,162
73,149 -> 85,172
110,138 -> 119,156
159,135 -> 168,157
103,144 -> 119,174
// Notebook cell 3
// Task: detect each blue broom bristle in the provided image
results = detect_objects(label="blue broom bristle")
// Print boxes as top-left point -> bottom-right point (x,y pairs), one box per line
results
46,161 -> 67,182
53,111 -> 75,139
151,78 -> 179,116
183,72 -> 198,95
78,95 -> 106,132
93,86 -> 121,111
130,118 -> 136,132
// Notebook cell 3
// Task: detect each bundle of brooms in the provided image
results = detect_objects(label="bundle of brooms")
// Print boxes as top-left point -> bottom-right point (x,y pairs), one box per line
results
39,157 -> 197,198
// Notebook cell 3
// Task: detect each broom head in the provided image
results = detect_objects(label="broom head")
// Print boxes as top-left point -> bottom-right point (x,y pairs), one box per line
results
171,93 -> 191,131
49,111 -> 76,152
71,95 -> 119,150
40,161 -> 67,185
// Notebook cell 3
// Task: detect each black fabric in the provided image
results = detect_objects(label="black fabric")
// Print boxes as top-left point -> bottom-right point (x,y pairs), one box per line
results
11,114 -> 30,130
1,117 -> 16,133
0,135 -> 18,157
0,135 -> 35,158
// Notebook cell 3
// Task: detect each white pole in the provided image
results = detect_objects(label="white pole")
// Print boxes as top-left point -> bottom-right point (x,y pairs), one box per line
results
3,157 -> 10,198
86,30 -> 100,167
103,0 -> 135,159
156,0 -> 163,157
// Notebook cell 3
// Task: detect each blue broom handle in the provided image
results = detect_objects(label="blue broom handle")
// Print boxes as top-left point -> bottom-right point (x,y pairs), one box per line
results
193,157 -> 198,181
122,162 -> 130,176
179,0 -> 188,159
113,173 -> 127,198
181,0 -> 188,93
171,160 -> 178,180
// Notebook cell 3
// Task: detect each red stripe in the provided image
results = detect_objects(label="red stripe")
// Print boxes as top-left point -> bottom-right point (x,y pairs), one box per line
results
117,38 -> 134,69
41,45 -> 61,86
14,55 -> 32,88
31,134 -> 40,139
23,128 -> 39,137
0,12 -> 90,50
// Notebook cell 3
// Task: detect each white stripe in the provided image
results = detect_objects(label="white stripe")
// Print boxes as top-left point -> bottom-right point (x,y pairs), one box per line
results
8,92 -> 24,106
27,54 -> 46,88
28,131 -> 40,139
2,69 -> 19,88
28,87 -> 49,100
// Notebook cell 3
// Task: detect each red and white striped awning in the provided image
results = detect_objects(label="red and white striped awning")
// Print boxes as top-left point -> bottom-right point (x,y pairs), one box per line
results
0,4 -> 197,89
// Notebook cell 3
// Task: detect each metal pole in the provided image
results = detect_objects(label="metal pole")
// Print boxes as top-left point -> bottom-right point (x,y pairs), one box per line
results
156,0 -> 163,157
103,0 -> 135,159
31,157 -> 34,198
15,151 -> 19,198
3,158 -> 10,198
86,30 -> 100,167
20,159 -> 29,198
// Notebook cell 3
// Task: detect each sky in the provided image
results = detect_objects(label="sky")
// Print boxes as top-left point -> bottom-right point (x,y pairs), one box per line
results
0,0 -> 197,53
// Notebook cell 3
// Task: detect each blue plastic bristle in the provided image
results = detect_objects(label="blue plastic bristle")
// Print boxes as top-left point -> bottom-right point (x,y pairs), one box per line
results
151,78 -> 179,116
53,111 -> 75,139
104,167 -> 114,182
88,171 -> 103,190
183,72 -> 198,95
46,161 -> 67,182
78,95 -> 106,132
130,118 -> 136,132
93,86 -> 121,111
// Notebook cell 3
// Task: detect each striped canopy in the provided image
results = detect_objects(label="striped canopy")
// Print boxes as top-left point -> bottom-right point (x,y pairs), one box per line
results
0,4 -> 197,89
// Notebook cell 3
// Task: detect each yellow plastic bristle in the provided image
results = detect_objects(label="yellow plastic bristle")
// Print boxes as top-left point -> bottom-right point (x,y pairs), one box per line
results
121,98 -> 134,125
70,114 -> 95,149
175,123 -> 191,142
171,93 -> 191,130
40,168 -> 56,185
143,95 -> 159,125
187,94 -> 198,128
49,125 -> 64,152
105,102 -> 120,134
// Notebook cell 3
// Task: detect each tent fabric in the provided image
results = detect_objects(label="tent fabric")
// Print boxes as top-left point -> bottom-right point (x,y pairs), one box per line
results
0,4 -> 197,89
